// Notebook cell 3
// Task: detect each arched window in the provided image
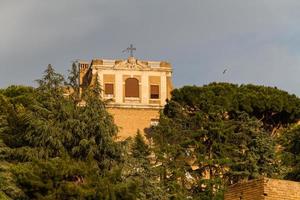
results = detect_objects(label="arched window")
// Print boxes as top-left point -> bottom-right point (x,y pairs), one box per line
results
125,78 -> 139,97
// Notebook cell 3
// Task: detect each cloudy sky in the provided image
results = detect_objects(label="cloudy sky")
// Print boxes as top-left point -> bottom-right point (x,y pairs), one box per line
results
1,0 -> 300,95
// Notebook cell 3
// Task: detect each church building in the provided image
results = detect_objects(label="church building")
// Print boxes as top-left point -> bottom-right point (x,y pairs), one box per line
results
79,51 -> 173,139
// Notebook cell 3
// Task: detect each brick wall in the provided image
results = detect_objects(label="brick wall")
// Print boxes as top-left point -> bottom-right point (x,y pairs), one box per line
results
224,178 -> 300,200
224,179 -> 265,200
264,178 -> 300,200
107,107 -> 160,140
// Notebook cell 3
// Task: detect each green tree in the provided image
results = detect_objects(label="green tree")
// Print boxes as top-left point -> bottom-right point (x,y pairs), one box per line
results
0,65 -> 134,199
132,131 -> 150,159
171,83 -> 300,134
67,62 -> 80,101
150,83 -> 282,199
278,124 -> 300,181
36,64 -> 64,94
226,113 -> 278,183
120,131 -> 168,200
1,78 -> 298,199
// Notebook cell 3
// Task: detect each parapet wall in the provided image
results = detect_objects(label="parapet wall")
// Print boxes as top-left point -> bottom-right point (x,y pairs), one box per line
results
224,179 -> 264,200
264,178 -> 300,200
224,178 -> 300,200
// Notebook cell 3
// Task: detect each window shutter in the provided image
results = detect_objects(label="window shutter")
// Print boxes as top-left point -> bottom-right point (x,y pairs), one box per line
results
150,85 -> 159,99
105,84 -> 114,95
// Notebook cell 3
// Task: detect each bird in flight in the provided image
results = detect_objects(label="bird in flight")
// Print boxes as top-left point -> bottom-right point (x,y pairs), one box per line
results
223,69 -> 228,74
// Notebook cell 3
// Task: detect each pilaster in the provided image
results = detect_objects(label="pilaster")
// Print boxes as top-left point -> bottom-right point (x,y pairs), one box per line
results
115,72 -> 123,103
160,72 -> 167,106
141,73 -> 149,104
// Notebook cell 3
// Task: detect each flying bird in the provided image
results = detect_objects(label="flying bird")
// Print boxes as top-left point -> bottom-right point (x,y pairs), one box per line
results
223,69 -> 228,74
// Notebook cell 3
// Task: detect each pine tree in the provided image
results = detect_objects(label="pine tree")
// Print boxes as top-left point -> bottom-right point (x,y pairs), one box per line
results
278,125 -> 300,181
132,130 -> 150,159
226,112 -> 278,183
36,64 -> 64,93
0,65 -> 127,199
150,84 -> 283,199
67,62 -> 80,101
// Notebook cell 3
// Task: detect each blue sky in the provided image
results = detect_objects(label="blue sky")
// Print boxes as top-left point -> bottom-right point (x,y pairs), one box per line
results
1,0 -> 300,95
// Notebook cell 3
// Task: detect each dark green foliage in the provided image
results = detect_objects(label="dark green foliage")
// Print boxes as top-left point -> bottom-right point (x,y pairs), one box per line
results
11,158 -> 140,200
150,83 -> 286,198
226,113 -> 278,183
1,76 -> 120,165
0,65 -> 129,199
132,131 -> 150,159
12,158 -> 95,200
121,132 -> 168,200
67,62 -> 80,90
170,83 -> 300,132
1,74 -> 300,200
36,64 -> 64,90
278,125 -> 300,181
67,62 -> 80,102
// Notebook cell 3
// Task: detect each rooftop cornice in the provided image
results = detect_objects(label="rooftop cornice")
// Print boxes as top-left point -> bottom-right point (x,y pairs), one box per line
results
90,57 -> 172,70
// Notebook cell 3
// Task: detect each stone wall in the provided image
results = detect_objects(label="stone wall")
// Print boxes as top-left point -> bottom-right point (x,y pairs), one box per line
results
107,107 -> 160,140
224,178 -> 300,200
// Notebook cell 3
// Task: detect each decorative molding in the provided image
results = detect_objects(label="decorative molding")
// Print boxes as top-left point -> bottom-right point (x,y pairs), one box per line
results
106,103 -> 163,110
114,57 -> 150,70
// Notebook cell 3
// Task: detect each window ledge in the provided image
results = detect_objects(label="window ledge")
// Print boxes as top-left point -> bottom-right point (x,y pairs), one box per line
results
124,97 -> 140,100
124,97 -> 140,103
104,94 -> 114,98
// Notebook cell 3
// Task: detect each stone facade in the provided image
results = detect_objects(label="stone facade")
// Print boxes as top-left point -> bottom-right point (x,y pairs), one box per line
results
224,178 -> 300,200
79,56 -> 173,139
107,107 -> 159,139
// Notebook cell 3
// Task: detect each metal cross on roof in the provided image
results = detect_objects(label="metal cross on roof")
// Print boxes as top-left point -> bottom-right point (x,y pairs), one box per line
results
122,44 -> 136,57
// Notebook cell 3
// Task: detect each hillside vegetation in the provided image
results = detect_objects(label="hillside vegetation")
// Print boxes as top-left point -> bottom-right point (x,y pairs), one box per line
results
1,65 -> 300,199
